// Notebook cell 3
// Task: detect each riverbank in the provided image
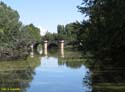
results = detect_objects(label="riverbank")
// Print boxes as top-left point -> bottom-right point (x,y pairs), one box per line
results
0,48 -> 29,61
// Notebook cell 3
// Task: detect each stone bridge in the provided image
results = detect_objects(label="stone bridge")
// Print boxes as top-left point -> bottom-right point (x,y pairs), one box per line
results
30,40 -> 65,57
33,40 -> 65,49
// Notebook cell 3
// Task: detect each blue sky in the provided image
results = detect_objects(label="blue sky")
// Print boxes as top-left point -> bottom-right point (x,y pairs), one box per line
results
2,0 -> 83,34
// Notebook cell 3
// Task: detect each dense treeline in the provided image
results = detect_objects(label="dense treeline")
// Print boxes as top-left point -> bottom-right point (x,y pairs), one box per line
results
42,31 -> 58,41
77,0 -> 125,65
57,23 -> 79,42
43,22 -> 79,43
43,22 -> 80,49
77,0 -> 125,88
0,2 -> 41,60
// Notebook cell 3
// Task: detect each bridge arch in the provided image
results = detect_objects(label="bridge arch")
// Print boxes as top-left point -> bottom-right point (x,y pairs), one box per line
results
31,40 -> 64,55
47,40 -> 58,49
47,43 -> 58,49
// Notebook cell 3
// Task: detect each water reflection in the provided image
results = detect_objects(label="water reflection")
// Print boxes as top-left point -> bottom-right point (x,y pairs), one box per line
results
58,48 -> 64,58
27,50 -> 91,92
1,49 -> 124,92
0,50 -> 91,92
84,58 -> 125,92
58,58 -> 86,69
0,56 -> 40,92
91,67 -> 125,92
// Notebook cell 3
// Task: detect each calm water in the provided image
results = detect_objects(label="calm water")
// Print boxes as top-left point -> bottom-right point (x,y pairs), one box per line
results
0,50 -> 91,92
27,56 -> 90,92
0,50 -> 124,92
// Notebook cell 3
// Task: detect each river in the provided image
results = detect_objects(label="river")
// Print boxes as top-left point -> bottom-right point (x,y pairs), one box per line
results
0,50 -> 124,92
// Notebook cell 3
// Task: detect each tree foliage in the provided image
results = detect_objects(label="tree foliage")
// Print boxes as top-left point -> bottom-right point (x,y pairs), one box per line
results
77,0 -> 125,66
57,25 -> 65,40
77,0 -> 125,83
42,31 -> 58,41
77,0 -> 125,88
57,22 -> 80,42
0,2 -> 42,60
23,24 -> 41,42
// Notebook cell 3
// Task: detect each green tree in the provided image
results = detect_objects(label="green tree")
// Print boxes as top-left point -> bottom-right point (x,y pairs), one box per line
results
0,2 -> 42,60
78,0 -> 125,65
57,22 -> 80,42
77,1 -> 125,88
65,22 -> 79,42
57,25 -> 65,40
23,24 -> 41,42
77,0 -> 125,84
43,31 -> 54,41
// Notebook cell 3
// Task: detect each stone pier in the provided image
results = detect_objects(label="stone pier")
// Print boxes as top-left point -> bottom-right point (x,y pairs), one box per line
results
59,40 -> 64,49
30,44 -> 34,57
43,40 -> 48,56
59,40 -> 64,57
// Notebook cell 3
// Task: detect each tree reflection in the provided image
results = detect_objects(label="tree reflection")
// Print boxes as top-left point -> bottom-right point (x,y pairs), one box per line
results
0,56 -> 40,92
83,58 -> 125,92
83,70 -> 92,92
58,58 -> 86,69
58,50 -> 86,68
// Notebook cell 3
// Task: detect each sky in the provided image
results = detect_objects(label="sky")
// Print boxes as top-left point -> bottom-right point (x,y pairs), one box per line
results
2,0 -> 84,35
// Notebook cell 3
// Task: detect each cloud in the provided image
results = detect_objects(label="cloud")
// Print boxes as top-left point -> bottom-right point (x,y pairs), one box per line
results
37,26 -> 47,36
